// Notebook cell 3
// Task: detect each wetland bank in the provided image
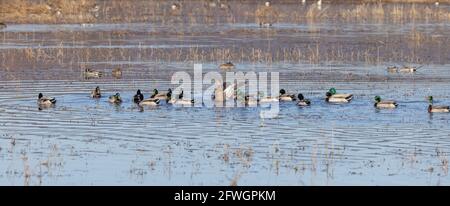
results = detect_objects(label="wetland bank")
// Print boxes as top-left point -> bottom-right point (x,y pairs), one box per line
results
1,0 -> 450,185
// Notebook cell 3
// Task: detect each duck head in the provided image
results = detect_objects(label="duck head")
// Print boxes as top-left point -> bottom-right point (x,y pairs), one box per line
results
153,89 -> 158,95
137,89 -> 142,95
374,96 -> 381,103
279,89 -> 286,95
298,93 -> 304,100
38,93 -> 43,99
329,88 -> 337,95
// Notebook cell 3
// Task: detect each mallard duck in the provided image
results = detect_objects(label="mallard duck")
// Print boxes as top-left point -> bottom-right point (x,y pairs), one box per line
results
387,66 -> 398,73
150,88 -> 172,100
428,96 -> 449,113
297,94 -> 311,106
259,22 -> 273,27
90,86 -> 101,98
374,96 -> 398,109
133,89 -> 144,103
37,93 -> 56,106
169,90 -> 194,105
219,62 -> 235,70
84,68 -> 102,78
244,95 -> 258,106
112,67 -> 122,78
325,88 -> 353,103
108,93 -> 122,104
0,23 -> 6,30
399,66 -> 419,73
139,98 -> 160,106
279,89 -> 296,101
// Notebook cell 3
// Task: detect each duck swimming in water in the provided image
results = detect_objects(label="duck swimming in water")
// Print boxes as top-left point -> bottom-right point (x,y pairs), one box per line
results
279,89 -> 296,101
133,89 -> 144,103
168,89 -> 194,105
37,93 -> 56,106
325,88 -> 353,103
297,93 -> 311,106
150,88 -> 172,101
219,62 -> 235,70
108,93 -> 122,104
90,86 -> 101,98
84,68 -> 103,78
428,96 -> 449,113
374,96 -> 398,109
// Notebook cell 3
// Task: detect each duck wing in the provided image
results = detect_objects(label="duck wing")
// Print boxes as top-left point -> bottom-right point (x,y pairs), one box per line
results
433,105 -> 450,110
333,94 -> 352,98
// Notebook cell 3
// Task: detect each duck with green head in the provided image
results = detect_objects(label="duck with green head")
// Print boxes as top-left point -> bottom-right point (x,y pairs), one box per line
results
297,93 -> 311,106
428,96 -> 449,113
90,86 -> 101,98
374,96 -> 398,109
325,88 -> 353,103
37,93 -> 56,106
150,88 -> 172,101
108,93 -> 122,104
279,89 -> 296,101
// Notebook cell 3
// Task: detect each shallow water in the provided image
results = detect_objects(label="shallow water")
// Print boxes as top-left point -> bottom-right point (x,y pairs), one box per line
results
1,79 -> 449,185
1,2 -> 450,185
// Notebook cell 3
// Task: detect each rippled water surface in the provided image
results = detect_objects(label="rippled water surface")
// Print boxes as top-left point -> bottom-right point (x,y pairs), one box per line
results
1,78 -> 449,185
1,4 -> 450,185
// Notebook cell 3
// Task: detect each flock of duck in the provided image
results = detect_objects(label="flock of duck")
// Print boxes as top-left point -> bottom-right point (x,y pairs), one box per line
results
37,86 -> 449,113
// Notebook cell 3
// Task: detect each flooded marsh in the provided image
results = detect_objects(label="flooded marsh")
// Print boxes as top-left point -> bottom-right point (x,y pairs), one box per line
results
1,0 -> 450,185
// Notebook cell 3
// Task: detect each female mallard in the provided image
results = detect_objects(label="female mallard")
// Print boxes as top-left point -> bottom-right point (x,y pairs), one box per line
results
297,93 -> 311,106
428,96 -> 449,113
139,98 -> 160,106
37,93 -> 56,106
374,96 -> 398,109
325,88 -> 353,103
279,89 -> 296,101
169,90 -> 194,105
108,93 -> 122,104
219,62 -> 235,70
150,88 -> 172,101
387,66 -> 398,73
84,68 -> 103,78
90,86 -> 101,98
133,89 -> 144,103
112,67 -> 122,78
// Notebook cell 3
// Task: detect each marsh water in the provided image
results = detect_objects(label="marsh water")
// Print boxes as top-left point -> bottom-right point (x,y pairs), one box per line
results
1,1 -> 450,185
